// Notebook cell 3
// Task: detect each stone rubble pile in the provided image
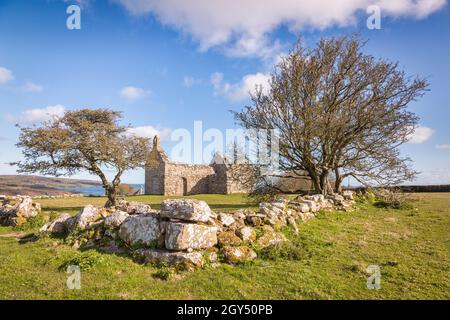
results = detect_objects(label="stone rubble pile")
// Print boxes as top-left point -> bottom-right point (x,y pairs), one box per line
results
39,191 -> 355,269
0,195 -> 41,226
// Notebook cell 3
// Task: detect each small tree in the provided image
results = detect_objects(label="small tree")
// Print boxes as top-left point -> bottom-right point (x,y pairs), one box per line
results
234,35 -> 428,195
12,108 -> 149,207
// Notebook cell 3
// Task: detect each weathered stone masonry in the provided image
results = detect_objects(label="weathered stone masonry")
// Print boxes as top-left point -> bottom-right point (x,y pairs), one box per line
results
145,136 -> 251,196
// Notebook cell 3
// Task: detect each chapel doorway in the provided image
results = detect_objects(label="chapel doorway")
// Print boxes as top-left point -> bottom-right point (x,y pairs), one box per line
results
182,177 -> 188,196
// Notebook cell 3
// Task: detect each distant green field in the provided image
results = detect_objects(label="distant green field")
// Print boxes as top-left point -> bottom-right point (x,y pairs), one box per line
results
0,193 -> 449,299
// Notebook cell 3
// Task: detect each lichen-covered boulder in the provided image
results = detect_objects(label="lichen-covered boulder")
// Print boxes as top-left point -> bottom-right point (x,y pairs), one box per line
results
342,190 -> 355,200
0,196 -> 41,226
221,246 -> 257,264
256,226 -> 286,248
116,200 -> 153,215
301,200 -> 320,213
217,231 -> 242,247
39,213 -> 71,234
119,214 -> 163,247
160,199 -> 215,222
134,249 -> 204,267
236,226 -> 257,242
218,213 -> 235,227
104,210 -> 129,229
165,222 -> 217,250
66,205 -> 102,232
15,196 -> 41,218
245,214 -> 265,227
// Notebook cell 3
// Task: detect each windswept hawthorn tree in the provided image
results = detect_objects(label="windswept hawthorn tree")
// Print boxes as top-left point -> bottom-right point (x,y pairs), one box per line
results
234,35 -> 428,195
13,108 -> 149,207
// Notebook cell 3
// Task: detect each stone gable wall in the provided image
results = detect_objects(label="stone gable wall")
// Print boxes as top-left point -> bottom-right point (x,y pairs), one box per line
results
163,162 -> 216,196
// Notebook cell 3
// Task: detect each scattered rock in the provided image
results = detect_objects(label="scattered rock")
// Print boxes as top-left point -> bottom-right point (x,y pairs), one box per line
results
236,226 -> 257,242
245,214 -> 265,227
119,214 -> 163,247
135,249 -> 204,267
116,200 -> 153,215
342,190 -> 354,200
256,226 -> 286,248
161,199 -> 216,222
66,205 -> 102,232
14,197 -> 41,218
39,213 -> 71,234
221,246 -> 257,264
165,222 -> 217,250
218,213 -> 235,227
0,196 -> 41,226
217,231 -> 242,247
104,210 -> 129,229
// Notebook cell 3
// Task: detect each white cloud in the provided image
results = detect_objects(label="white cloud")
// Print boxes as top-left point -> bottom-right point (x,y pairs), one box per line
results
126,126 -> 172,140
17,105 -> 66,125
120,86 -> 151,101
436,144 -> 450,150
414,168 -> 450,184
211,72 -> 270,101
115,0 -> 446,58
407,126 -> 435,144
23,81 -> 43,93
0,66 -> 13,84
183,76 -> 202,88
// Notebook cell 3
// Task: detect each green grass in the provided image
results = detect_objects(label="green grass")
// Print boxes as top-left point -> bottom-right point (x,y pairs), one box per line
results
37,193 -> 256,215
0,193 -> 449,299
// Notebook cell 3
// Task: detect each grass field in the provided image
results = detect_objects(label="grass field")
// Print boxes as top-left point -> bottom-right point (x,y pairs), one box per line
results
0,193 -> 449,299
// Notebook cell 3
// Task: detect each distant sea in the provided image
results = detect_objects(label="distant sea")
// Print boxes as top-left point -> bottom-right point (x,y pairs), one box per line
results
59,184 -> 144,196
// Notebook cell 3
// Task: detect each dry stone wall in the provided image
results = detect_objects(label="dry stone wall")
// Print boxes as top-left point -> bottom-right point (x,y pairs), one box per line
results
39,192 -> 356,269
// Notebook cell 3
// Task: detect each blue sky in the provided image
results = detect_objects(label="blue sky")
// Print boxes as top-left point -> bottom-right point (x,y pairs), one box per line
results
0,0 -> 449,184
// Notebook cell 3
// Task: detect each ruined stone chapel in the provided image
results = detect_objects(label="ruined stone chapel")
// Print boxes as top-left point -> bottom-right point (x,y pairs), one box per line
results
145,136 -> 252,196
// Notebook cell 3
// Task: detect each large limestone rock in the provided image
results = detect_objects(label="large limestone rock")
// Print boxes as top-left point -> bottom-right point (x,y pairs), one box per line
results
135,249 -> 204,267
15,197 -> 41,218
218,213 -> 235,227
217,231 -> 242,247
39,213 -> 71,234
165,222 -> 217,250
301,200 -> 320,213
116,200 -> 153,215
236,226 -> 257,242
342,190 -> 355,200
104,210 -> 129,229
119,214 -> 163,247
0,196 -> 41,226
66,205 -> 102,232
221,246 -> 257,264
160,199 -> 215,222
256,226 -> 286,248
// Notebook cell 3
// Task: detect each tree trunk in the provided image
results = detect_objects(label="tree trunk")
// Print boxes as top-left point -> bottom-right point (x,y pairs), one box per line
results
334,169 -> 343,194
319,171 -> 330,195
104,185 -> 117,208
308,169 -> 323,194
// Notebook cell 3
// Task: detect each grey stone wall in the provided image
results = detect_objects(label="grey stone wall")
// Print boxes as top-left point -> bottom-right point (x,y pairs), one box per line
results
163,163 -> 215,196
144,135 -> 254,196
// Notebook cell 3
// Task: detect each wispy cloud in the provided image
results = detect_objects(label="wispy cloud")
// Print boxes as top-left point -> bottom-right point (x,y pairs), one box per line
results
183,76 -> 202,88
7,105 -> 66,125
211,72 -> 270,101
407,126 -> 435,144
0,66 -> 14,84
120,86 -> 151,101
436,144 -> 450,150
23,81 -> 43,93
126,126 -> 172,140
